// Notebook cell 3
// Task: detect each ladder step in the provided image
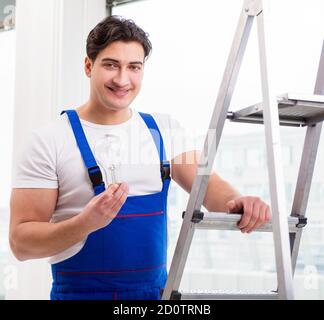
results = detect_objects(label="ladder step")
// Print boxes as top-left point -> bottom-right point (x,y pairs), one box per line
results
227,92 -> 324,126
174,290 -> 279,300
187,212 -> 306,233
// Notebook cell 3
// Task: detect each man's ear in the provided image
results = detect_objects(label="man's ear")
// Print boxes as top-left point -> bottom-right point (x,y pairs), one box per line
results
85,57 -> 93,78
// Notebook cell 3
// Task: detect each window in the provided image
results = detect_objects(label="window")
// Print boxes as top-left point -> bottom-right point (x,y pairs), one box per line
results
0,0 -> 15,32
282,145 -> 293,166
220,149 -> 234,170
114,0 -> 324,299
245,147 -> 263,168
309,182 -> 322,204
285,183 -> 293,202
243,184 -> 263,195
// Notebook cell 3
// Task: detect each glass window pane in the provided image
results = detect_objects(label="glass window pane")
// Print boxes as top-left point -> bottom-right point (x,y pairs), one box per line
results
0,0 -> 15,32
114,0 -> 324,299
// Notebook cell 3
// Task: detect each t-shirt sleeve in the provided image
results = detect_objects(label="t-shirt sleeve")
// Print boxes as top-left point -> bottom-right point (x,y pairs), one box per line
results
11,130 -> 59,189
153,113 -> 199,160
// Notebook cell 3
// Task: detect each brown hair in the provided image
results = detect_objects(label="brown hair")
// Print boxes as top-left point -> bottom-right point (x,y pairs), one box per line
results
86,15 -> 152,62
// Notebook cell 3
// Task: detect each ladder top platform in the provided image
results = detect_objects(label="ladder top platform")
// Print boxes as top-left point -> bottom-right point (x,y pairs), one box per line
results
227,93 -> 324,127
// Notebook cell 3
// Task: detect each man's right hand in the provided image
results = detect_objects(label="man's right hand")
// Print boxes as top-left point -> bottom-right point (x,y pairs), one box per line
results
10,183 -> 129,261
79,182 -> 129,233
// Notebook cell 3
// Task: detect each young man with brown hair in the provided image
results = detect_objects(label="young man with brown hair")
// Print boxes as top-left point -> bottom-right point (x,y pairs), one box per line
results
10,16 -> 271,300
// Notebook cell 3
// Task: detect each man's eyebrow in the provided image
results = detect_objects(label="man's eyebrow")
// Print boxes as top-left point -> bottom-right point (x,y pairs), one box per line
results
129,61 -> 143,65
101,58 -> 143,65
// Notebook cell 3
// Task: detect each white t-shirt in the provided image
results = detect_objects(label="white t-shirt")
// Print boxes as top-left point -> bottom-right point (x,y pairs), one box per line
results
12,109 -> 196,264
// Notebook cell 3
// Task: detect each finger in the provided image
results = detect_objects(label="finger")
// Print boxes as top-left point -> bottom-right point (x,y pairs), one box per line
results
91,184 -> 118,205
246,202 -> 266,233
265,205 -> 272,222
109,182 -> 128,204
102,183 -> 128,206
241,201 -> 260,233
251,204 -> 267,231
117,182 -> 129,196
237,199 -> 253,230
96,183 -> 124,206
226,200 -> 235,213
227,199 -> 243,214
111,189 -> 128,212
103,183 -> 120,197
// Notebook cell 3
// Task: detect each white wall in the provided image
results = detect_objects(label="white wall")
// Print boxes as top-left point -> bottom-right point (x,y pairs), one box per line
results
0,30 -> 15,208
0,29 -> 15,300
7,0 -> 106,300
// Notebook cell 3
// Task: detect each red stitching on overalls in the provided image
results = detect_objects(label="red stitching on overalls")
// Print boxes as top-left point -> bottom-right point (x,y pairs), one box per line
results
116,210 -> 163,218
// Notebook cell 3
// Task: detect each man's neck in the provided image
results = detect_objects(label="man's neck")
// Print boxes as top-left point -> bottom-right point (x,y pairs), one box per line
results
76,102 -> 132,125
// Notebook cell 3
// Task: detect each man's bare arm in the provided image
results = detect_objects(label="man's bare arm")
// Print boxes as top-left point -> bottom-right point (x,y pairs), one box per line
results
10,183 -> 129,261
171,150 -> 240,212
171,150 -> 271,233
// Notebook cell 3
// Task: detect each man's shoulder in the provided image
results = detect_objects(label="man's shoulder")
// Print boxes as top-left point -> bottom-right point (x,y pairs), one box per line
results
139,111 -> 180,131
33,113 -> 69,134
29,113 -> 70,144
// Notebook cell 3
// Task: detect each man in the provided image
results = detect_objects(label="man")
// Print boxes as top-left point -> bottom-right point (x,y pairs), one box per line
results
10,16 -> 271,300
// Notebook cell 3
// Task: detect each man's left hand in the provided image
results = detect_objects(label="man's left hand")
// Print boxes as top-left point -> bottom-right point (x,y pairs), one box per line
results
226,196 -> 271,233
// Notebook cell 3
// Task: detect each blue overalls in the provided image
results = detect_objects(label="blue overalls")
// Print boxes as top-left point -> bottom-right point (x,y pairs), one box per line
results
50,110 -> 171,300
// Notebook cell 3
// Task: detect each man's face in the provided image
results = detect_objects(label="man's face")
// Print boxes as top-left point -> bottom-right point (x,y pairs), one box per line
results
85,41 -> 145,111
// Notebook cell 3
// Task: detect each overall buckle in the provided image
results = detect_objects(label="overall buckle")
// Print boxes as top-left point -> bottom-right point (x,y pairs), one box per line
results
160,161 -> 171,181
88,165 -> 104,187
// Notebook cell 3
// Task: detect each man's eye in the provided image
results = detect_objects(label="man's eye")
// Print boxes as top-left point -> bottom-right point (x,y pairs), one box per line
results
104,63 -> 118,69
130,65 -> 141,71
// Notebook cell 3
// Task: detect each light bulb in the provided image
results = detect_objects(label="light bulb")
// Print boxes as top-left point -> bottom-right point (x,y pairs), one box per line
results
94,134 -> 122,186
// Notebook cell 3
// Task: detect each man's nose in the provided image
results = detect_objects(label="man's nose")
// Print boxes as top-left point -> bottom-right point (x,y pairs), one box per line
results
112,68 -> 130,87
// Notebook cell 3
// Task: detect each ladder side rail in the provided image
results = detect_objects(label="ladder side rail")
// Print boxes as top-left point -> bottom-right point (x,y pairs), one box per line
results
290,124 -> 322,273
290,40 -> 324,273
162,0 -> 256,299
256,2 -> 294,299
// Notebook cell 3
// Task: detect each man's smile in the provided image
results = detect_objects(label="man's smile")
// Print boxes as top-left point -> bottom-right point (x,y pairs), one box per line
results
105,85 -> 131,98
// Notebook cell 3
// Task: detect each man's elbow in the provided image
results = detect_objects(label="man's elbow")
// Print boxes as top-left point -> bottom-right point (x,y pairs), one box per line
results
9,233 -> 30,262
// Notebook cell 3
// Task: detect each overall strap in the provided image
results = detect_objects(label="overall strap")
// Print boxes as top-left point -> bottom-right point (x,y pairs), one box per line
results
138,112 -> 171,181
61,110 -> 105,195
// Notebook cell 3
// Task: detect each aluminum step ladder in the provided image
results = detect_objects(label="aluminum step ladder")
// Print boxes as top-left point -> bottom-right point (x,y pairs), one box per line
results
162,0 -> 324,300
